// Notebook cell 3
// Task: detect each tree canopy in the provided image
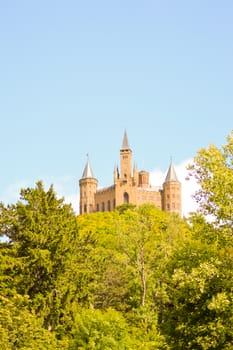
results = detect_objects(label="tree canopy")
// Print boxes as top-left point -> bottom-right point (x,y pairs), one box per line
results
188,131 -> 233,228
0,132 -> 233,349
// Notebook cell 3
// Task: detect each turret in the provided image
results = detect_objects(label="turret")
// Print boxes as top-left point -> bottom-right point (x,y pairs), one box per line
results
79,158 -> 98,214
120,130 -> 132,181
163,162 -> 182,215
138,170 -> 149,188
114,164 -> 120,183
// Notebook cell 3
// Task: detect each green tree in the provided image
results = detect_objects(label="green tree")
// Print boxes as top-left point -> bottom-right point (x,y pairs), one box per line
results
0,294 -> 67,349
76,205 -> 178,348
69,308 -> 133,350
188,131 -> 233,227
162,131 -> 233,347
0,181 -> 78,333
162,210 -> 233,348
117,204 -> 189,312
163,240 -> 233,349
77,210 -> 132,312
70,307 -> 168,350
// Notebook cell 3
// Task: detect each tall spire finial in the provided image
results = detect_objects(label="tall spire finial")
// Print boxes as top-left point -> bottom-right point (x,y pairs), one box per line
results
164,161 -> 179,183
82,155 -> 95,179
121,129 -> 130,150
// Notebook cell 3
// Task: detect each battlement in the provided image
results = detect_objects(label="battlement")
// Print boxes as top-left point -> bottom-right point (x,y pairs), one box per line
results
137,185 -> 162,192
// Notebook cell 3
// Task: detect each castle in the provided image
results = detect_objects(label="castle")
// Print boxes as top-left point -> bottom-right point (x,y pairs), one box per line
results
79,131 -> 181,215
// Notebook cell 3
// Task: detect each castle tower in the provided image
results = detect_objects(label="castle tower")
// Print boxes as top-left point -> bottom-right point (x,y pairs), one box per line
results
138,170 -> 149,188
163,162 -> 182,215
79,158 -> 98,214
120,130 -> 132,181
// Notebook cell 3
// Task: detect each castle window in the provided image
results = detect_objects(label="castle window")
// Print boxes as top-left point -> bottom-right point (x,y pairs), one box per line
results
96,204 -> 99,212
102,202 -> 105,212
167,194 -> 170,199
84,204 -> 87,213
124,192 -> 129,203
113,199 -> 116,209
107,200 -> 111,211
167,204 -> 170,210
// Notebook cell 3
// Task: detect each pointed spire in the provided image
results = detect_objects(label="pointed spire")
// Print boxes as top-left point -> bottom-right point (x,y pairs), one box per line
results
164,162 -> 180,183
117,165 -> 120,178
114,163 -> 120,179
82,157 -> 95,179
121,129 -> 130,150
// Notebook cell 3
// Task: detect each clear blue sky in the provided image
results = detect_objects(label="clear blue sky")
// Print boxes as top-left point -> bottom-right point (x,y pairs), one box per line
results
0,1 -> 232,212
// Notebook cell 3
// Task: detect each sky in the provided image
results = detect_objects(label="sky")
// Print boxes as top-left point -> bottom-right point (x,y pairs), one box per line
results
0,1 -> 232,216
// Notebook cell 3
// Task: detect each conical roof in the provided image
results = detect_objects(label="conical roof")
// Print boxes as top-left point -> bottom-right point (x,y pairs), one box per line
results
121,130 -> 130,150
82,159 -> 95,179
164,162 -> 180,183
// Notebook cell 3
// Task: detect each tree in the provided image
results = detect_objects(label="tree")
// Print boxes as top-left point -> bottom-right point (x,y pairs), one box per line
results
163,237 -> 233,349
162,209 -> 233,348
0,294 -> 67,349
0,181 -> 78,333
117,204 -> 189,311
188,131 -> 233,227
162,131 -> 233,348
70,307 -> 169,350
69,308 -> 133,350
75,205 -> 181,348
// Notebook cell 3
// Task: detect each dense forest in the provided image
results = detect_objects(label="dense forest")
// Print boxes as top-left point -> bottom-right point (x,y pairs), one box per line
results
0,132 -> 232,349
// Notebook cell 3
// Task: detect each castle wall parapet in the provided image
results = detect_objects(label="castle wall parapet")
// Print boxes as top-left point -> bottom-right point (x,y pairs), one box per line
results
96,185 -> 115,194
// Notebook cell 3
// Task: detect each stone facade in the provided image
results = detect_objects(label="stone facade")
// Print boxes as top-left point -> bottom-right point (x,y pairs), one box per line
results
79,131 -> 182,215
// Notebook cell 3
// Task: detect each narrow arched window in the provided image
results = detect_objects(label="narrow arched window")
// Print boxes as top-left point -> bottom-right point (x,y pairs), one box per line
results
124,192 -> 129,203
102,202 -> 105,212
107,200 -> 111,211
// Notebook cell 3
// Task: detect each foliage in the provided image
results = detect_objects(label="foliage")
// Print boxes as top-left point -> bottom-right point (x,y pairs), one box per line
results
0,181 -> 79,333
115,203 -> 136,214
0,138 -> 233,350
69,308 -> 132,350
0,294 -> 66,349
163,236 -> 233,349
188,131 -> 233,227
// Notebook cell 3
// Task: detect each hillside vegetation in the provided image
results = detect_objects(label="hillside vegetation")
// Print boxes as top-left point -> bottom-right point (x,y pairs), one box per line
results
0,132 -> 232,349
